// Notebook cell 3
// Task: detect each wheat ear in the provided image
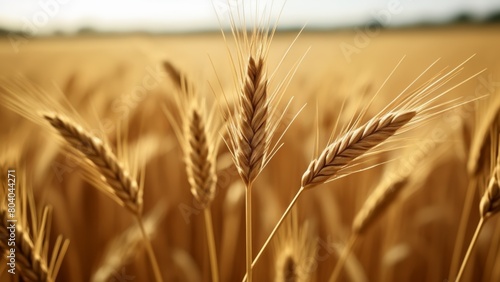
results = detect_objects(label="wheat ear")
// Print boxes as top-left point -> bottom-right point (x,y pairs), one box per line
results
302,111 -> 416,188
449,92 -> 500,279
0,169 -> 69,282
456,138 -> 500,281
236,54 -> 268,282
43,113 -> 163,282
43,113 -> 142,215
187,107 -> 220,282
234,56 -> 269,186
186,105 -> 220,282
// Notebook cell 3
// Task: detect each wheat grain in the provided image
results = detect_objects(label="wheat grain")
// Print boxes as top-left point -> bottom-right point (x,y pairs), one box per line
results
301,111 -> 416,189
43,113 -> 142,215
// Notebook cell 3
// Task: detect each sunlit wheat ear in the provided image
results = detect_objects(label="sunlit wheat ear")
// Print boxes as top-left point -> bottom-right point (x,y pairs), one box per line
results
163,61 -> 220,208
301,111 -> 416,189
216,1 -> 306,187
233,55 -> 269,185
43,113 -> 143,215
303,56 -> 484,189
0,168 -> 69,282
92,203 -> 166,282
273,211 -> 317,282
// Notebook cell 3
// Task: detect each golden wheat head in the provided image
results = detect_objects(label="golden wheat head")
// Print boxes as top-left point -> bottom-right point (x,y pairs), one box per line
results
163,61 -> 220,208
302,111 -> 416,189
43,113 -> 142,215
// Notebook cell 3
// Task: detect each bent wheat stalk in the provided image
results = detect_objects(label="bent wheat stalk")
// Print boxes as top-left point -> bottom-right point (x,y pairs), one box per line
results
248,111 -> 415,279
43,113 -> 163,282
164,61 -> 220,282
237,54 -> 269,282
456,139 -> 500,282
250,56 -> 483,276
450,93 -> 500,279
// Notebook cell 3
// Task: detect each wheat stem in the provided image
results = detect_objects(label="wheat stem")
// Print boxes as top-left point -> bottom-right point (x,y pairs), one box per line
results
136,215 -> 164,282
455,217 -> 485,282
243,187 -> 305,282
329,233 -> 359,282
448,178 -> 477,279
204,208 -> 219,282
245,182 -> 253,282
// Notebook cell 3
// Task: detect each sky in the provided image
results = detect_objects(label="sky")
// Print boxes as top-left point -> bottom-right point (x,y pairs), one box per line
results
0,0 -> 499,35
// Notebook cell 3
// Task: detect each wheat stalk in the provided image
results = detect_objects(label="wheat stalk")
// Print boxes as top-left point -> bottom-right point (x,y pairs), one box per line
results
43,113 -> 164,282
186,107 -> 220,282
164,61 -> 220,282
250,111 -> 415,278
449,92 -> 500,279
236,55 -> 269,282
456,133 -> 500,281
251,56 -> 482,274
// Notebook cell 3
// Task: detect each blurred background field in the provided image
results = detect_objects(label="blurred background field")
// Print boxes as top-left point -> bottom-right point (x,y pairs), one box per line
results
1,1 -> 500,281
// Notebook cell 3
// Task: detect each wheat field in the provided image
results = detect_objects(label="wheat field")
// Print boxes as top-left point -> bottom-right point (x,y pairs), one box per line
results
1,14 -> 500,282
